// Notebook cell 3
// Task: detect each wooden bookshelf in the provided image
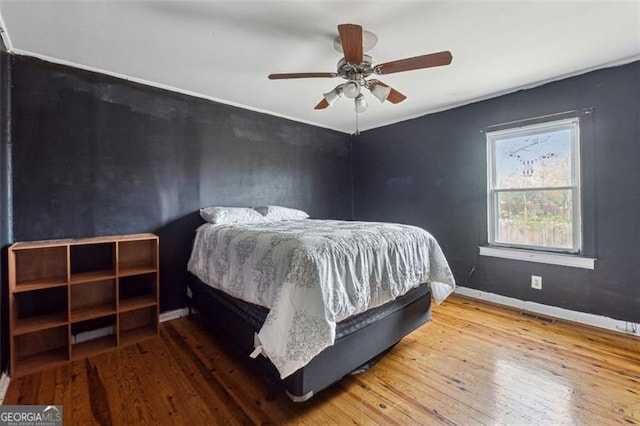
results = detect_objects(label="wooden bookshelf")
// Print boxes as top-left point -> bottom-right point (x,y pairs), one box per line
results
9,233 -> 159,377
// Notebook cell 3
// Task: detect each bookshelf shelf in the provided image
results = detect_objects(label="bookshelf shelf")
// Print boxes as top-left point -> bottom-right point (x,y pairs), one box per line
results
9,233 -> 159,377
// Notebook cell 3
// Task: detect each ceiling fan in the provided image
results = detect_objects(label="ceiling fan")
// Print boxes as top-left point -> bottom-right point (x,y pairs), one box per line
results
268,24 -> 453,113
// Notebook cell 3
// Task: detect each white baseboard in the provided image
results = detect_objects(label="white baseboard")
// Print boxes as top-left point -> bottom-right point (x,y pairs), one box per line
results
0,371 -> 10,404
159,307 -> 190,322
70,308 -> 189,345
454,286 -> 639,337
73,326 -> 115,344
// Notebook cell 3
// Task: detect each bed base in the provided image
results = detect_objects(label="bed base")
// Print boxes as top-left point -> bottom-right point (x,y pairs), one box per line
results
187,274 -> 432,401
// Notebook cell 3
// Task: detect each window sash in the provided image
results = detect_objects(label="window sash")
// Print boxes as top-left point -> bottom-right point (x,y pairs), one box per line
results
487,117 -> 582,253
489,188 -> 580,253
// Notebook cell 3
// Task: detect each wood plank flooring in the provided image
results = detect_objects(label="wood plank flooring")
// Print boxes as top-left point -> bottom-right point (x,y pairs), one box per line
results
4,295 -> 640,425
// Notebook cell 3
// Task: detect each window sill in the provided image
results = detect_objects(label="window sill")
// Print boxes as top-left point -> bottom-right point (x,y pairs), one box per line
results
479,246 -> 595,269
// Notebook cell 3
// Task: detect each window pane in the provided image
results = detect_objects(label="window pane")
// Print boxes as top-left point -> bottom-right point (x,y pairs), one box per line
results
496,189 -> 573,249
494,128 -> 572,189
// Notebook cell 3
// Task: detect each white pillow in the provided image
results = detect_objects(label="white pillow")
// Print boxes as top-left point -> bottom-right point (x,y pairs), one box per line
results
253,205 -> 309,221
200,207 -> 266,224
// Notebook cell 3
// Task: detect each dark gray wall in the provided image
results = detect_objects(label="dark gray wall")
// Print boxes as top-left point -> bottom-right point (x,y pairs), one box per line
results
10,56 -> 352,313
4,50 -> 639,363
0,37 -> 10,373
353,60 -> 640,323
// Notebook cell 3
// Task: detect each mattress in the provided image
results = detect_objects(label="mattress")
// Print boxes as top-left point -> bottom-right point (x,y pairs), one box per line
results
190,275 -> 432,340
187,219 -> 455,378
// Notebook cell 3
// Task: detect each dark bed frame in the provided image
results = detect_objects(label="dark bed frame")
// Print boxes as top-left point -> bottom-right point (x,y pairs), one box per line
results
187,274 -> 433,401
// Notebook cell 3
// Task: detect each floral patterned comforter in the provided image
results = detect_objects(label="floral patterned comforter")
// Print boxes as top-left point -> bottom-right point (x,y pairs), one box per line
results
187,219 -> 456,378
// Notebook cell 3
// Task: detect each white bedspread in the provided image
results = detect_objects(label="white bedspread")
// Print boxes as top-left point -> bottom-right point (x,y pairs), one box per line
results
187,219 -> 455,378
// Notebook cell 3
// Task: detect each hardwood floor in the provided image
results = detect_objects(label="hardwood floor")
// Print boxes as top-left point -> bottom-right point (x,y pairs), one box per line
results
4,295 -> 640,425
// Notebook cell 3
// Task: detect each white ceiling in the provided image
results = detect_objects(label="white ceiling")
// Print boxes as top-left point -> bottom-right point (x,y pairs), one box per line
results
0,1 -> 639,134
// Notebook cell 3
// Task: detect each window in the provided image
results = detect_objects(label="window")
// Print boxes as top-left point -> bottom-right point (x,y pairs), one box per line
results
486,117 -> 581,253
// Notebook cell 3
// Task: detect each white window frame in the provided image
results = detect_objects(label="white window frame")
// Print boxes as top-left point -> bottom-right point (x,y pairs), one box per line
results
486,117 -> 582,254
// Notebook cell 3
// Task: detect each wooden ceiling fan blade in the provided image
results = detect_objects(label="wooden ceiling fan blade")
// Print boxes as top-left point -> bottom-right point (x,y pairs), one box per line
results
314,98 -> 330,110
268,72 -> 337,80
387,88 -> 407,104
375,51 -> 452,75
370,80 -> 407,104
338,24 -> 363,65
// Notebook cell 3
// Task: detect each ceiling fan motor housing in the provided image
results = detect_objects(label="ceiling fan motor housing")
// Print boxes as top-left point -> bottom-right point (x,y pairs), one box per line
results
337,54 -> 374,82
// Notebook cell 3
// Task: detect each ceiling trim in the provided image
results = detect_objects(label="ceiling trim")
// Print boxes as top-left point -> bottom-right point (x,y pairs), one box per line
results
10,48 -> 347,133
0,10 -> 13,51
7,48 -> 640,136
362,54 -> 640,133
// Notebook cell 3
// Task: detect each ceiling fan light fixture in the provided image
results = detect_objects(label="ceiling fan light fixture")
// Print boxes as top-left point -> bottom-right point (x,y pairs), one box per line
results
323,86 -> 343,106
370,83 -> 392,103
354,94 -> 368,113
342,81 -> 361,99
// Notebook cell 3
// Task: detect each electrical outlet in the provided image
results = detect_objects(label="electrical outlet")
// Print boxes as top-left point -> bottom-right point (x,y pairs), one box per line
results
531,275 -> 542,290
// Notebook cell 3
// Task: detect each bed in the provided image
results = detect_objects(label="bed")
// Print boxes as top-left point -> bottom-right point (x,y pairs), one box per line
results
187,212 -> 455,401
